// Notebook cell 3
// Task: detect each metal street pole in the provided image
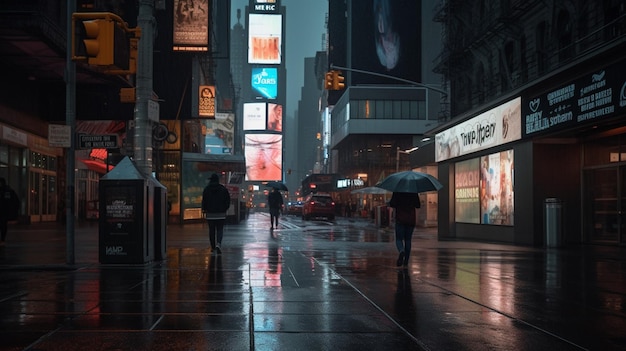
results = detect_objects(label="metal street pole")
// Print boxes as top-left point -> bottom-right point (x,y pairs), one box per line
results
134,0 -> 155,175
65,0 -> 76,265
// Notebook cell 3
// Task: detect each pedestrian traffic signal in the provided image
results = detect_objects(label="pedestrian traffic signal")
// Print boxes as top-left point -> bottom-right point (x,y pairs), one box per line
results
332,70 -> 345,90
324,71 -> 334,90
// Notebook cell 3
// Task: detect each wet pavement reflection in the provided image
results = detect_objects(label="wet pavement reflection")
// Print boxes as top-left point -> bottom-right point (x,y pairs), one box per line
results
0,212 -> 625,350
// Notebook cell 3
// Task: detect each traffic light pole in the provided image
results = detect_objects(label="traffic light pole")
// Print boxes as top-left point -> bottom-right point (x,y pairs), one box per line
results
330,64 -> 448,97
134,0 -> 155,175
66,0 -> 76,265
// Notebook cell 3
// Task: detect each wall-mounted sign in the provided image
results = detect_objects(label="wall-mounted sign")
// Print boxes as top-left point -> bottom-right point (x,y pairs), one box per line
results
436,97 -> 521,162
253,0 -> 279,13
522,59 -> 626,137
198,85 -> 215,118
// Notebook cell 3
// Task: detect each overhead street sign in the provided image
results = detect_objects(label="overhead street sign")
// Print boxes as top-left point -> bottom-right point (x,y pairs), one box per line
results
78,134 -> 118,149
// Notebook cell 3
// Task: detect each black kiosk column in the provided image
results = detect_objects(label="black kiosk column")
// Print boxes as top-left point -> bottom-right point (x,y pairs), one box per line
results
99,157 -> 155,264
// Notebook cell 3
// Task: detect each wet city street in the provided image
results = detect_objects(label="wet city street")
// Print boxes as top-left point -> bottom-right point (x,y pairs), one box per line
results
0,212 -> 625,350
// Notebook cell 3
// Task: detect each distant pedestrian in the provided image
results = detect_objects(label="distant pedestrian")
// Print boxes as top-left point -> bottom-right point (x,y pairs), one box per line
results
268,188 -> 283,229
389,192 -> 420,268
201,173 -> 231,254
0,178 -> 20,246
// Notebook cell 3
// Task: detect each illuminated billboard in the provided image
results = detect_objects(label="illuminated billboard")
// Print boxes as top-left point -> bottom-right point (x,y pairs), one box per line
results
454,150 -> 515,226
436,97 -> 521,162
173,0 -> 209,51
198,86 -> 215,117
245,134 -> 282,181
251,67 -> 278,99
455,158 -> 480,223
349,0 -> 421,85
267,103 -> 282,132
202,113 -> 234,154
480,150 -> 514,225
248,14 -> 282,64
243,102 -> 267,131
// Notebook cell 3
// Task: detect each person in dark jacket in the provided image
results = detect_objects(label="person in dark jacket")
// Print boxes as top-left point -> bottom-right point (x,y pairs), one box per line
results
389,192 -> 421,268
0,177 -> 19,246
267,188 -> 283,229
201,173 -> 231,254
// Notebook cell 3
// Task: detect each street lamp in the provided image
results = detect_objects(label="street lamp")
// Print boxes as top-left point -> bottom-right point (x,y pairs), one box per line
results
396,146 -> 419,172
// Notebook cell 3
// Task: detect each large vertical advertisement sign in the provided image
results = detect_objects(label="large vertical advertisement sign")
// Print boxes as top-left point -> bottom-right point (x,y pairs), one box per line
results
454,150 -> 515,226
251,67 -> 278,99
480,150 -> 514,225
455,158 -> 480,223
349,0 -> 421,85
245,134 -> 282,181
248,14 -> 282,64
173,0 -> 209,51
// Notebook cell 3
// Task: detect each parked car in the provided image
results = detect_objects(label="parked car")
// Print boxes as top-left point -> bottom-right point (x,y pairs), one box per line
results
302,193 -> 335,221
286,201 -> 303,215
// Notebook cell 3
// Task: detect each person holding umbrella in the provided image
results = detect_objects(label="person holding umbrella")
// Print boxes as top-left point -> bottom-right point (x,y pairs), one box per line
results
389,192 -> 421,267
377,170 -> 442,268
268,187 -> 283,229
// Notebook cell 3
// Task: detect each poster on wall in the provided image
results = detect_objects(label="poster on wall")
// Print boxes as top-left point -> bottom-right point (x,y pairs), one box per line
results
480,150 -> 514,225
455,158 -> 480,223
244,133 -> 282,181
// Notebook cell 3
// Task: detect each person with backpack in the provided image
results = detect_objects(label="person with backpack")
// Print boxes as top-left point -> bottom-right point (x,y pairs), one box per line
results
0,177 -> 20,246
201,173 -> 231,254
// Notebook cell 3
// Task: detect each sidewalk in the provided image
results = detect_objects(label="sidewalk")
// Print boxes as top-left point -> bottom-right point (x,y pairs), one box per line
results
0,214 -> 625,350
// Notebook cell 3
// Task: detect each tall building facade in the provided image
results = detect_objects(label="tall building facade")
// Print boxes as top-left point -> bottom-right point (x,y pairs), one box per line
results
430,0 -> 626,245
325,0 -> 444,222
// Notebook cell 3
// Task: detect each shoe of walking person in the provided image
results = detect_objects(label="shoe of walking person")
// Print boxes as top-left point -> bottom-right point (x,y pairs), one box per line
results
396,251 -> 405,267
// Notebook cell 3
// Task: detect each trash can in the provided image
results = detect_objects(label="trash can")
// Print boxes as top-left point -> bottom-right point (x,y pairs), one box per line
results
544,198 -> 563,247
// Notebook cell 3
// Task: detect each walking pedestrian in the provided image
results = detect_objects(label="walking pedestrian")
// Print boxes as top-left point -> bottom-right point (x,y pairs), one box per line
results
389,192 -> 420,268
268,188 -> 283,229
0,177 -> 20,246
201,173 -> 231,254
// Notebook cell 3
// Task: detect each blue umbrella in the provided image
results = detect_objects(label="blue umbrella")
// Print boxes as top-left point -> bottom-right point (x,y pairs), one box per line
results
376,171 -> 443,193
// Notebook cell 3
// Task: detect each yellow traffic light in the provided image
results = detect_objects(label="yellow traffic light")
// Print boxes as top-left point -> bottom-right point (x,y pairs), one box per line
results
332,70 -> 345,90
324,71 -> 334,90
80,19 -> 115,66
71,13 -> 139,74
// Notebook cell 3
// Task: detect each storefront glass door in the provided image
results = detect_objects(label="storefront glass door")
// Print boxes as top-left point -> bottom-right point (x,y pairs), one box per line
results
29,171 -> 57,222
584,167 -> 625,244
